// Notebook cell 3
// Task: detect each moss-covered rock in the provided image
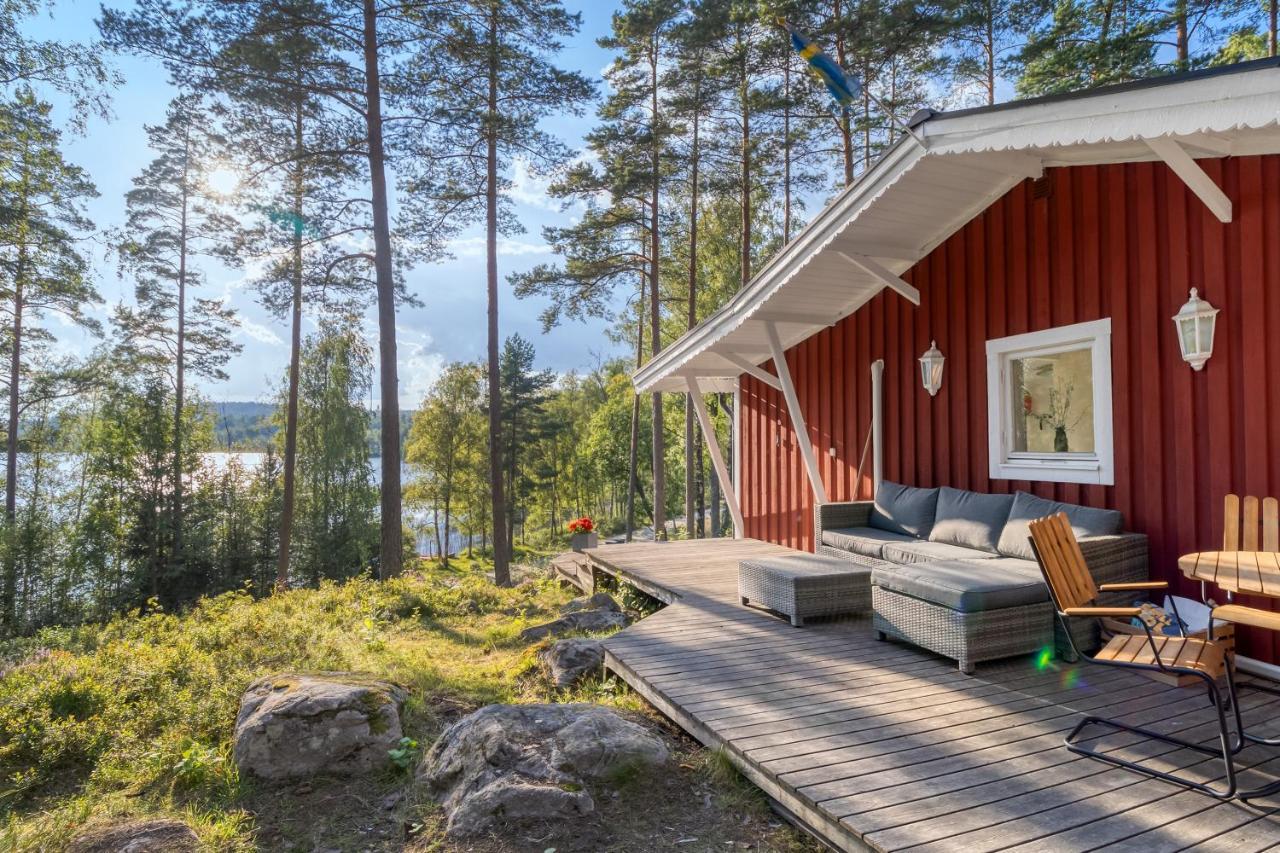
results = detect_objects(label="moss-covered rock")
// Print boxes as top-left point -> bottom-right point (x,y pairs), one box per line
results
233,672 -> 407,780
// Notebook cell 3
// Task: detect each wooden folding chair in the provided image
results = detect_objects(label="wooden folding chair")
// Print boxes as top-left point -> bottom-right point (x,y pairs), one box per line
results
1029,512 -> 1243,799
1223,494 -> 1280,554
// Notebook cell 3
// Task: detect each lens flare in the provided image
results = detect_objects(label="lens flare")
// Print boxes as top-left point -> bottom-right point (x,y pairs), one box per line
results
206,165 -> 240,197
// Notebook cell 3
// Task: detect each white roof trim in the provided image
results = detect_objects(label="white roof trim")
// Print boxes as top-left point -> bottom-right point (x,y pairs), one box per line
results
635,61 -> 1280,394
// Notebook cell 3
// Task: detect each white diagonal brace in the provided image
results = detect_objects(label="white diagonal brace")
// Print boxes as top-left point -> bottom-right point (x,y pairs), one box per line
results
1144,136 -> 1232,224
687,376 -> 744,538
838,250 -> 922,306
764,322 -> 830,505
719,352 -> 782,391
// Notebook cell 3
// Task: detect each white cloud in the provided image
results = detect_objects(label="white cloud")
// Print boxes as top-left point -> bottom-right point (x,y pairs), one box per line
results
237,316 -> 285,346
505,156 -> 560,210
446,236 -> 551,257
399,336 -> 447,409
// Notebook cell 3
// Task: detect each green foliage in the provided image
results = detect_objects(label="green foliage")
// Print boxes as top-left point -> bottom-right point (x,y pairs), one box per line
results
387,736 -> 420,772
0,558 -> 576,846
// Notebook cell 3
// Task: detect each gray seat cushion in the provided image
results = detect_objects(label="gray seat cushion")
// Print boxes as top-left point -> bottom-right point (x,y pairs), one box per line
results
928,487 -> 1015,553
997,492 -> 1124,560
870,481 -> 940,539
955,555 -> 1042,576
741,553 -> 871,578
881,540 -> 998,566
871,560 -> 1051,612
822,526 -> 917,559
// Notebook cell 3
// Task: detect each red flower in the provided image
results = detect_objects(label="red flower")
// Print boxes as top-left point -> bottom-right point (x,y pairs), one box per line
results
567,517 -> 595,535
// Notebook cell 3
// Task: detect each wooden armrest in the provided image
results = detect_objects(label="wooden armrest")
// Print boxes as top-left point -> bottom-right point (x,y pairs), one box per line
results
1212,604 -> 1280,632
1098,581 -> 1168,591
1063,607 -> 1143,618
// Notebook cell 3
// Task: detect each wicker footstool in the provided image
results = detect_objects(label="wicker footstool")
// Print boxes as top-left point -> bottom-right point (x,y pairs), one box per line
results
871,559 -> 1054,674
738,554 -> 875,626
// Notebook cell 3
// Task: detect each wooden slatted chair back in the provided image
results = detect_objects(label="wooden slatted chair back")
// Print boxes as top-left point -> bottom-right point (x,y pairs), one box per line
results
1028,512 -> 1099,611
1223,494 -> 1280,552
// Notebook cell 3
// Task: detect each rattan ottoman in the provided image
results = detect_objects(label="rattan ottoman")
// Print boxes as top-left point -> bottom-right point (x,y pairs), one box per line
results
738,553 -> 875,626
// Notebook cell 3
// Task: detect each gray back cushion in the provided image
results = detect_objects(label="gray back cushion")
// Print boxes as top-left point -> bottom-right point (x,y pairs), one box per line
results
928,487 -> 1015,554
869,480 -> 939,539
997,491 -> 1124,560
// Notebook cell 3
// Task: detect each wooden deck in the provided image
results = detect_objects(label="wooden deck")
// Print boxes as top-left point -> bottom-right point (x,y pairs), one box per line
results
582,539 -> 1280,853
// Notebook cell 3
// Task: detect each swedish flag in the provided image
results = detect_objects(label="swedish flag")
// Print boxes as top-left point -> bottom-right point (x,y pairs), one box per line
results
780,20 -> 862,108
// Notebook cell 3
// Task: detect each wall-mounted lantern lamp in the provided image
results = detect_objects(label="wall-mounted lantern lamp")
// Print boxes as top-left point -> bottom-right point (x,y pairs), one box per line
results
1172,288 -> 1218,371
919,340 -> 945,396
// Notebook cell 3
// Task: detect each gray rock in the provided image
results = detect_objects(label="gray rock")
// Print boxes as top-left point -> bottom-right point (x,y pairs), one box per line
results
233,672 -> 407,780
420,703 -> 669,838
561,592 -> 621,614
68,819 -> 198,852
519,609 -> 629,642
540,638 -> 606,688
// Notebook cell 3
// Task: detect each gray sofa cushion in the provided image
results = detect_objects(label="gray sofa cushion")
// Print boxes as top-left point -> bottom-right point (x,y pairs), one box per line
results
881,540 -> 1000,566
955,555 -> 1042,576
821,526 -> 916,559
871,560 -> 1051,612
869,481 -> 940,539
997,492 -> 1124,560
928,487 -> 1015,553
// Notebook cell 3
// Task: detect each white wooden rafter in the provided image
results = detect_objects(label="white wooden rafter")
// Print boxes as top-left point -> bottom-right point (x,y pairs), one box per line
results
837,251 -> 922,306
764,322 -> 830,505
717,352 -> 782,391
1144,136 -> 1233,223
685,376 -> 745,538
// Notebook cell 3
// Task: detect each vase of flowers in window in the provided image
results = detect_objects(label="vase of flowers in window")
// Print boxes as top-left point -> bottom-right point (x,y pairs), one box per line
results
567,517 -> 598,552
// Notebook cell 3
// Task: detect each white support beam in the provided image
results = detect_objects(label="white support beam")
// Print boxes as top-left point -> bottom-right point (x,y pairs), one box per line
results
1144,136 -> 1233,224
764,322 -> 830,506
687,376 -> 744,538
718,352 -> 782,391
837,251 -> 922,306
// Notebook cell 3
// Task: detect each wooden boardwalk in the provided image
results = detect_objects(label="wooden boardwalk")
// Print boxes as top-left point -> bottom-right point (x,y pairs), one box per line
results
583,539 -> 1280,853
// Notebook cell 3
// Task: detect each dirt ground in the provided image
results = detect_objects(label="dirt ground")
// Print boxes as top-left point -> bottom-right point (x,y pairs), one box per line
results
243,714 -> 821,853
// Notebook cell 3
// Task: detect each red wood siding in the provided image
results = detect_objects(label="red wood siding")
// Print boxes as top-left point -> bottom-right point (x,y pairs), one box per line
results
738,155 -> 1280,663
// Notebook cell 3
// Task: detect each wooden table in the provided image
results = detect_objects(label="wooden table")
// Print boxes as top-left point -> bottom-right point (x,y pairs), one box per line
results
1178,550 -> 1280,598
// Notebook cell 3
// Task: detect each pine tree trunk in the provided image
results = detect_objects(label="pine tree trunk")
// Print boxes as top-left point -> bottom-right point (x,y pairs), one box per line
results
3,244 -> 24,629
782,60 -> 791,242
739,73 -> 751,289
276,93 -> 305,592
1175,0 -> 1188,69
172,127 -> 190,593
985,1 -> 996,106
625,286 -> 644,543
833,0 -> 854,186
1271,0 -> 1278,57
648,35 -> 665,541
363,0 -> 403,579
485,6 -> 510,585
683,101 -> 700,540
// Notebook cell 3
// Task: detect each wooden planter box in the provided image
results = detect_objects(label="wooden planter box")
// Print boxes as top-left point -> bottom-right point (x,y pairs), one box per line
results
570,532 -> 598,552
1100,617 -> 1235,687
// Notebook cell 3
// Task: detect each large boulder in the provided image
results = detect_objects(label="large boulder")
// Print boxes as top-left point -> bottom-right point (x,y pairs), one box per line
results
68,819 -> 199,852
233,672 -> 407,780
561,592 -> 621,614
421,703 -> 669,838
540,638 -> 606,688
519,609 -> 629,642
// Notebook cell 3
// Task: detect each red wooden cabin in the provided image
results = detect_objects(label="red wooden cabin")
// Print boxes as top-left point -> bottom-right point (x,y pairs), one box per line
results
634,59 -> 1280,669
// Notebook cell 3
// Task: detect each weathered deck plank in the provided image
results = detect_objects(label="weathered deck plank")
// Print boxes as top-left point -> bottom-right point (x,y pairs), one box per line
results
588,539 -> 1280,852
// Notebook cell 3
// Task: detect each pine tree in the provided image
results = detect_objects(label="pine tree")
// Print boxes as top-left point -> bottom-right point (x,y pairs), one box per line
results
406,0 -> 593,583
100,0 -> 438,580
948,0 -> 1049,105
0,88 -> 101,630
497,334 -> 554,551
115,94 -> 240,587
2,0 -> 117,126
206,6 -> 369,589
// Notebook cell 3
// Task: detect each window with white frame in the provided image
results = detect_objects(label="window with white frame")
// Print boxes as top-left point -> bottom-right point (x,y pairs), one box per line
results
986,318 -> 1114,485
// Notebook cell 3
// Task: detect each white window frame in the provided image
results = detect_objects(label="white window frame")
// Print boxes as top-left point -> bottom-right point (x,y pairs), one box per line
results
986,318 -> 1114,486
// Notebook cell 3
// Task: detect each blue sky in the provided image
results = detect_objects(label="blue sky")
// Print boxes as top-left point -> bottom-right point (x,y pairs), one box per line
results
25,0 -> 623,408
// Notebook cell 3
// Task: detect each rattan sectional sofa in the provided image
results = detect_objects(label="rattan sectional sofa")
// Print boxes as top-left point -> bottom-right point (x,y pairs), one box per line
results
816,483 -> 1149,673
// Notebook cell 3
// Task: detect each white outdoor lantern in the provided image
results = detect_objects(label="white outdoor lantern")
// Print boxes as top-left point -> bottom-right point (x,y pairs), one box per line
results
1172,288 -> 1219,371
919,340 -> 945,396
